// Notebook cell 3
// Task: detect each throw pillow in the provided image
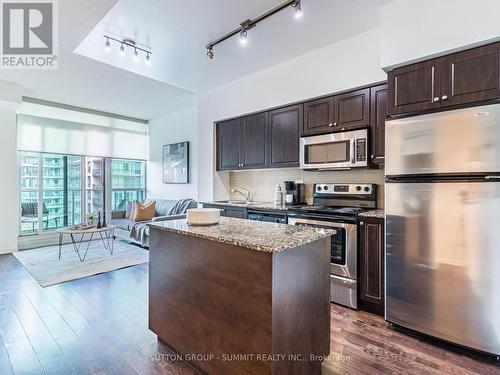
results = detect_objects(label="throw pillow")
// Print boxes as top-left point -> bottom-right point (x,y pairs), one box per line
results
131,200 -> 156,222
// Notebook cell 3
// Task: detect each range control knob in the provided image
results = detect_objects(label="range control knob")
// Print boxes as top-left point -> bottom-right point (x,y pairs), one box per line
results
323,186 -> 329,191
364,187 -> 370,192
356,186 -> 362,191
317,186 -> 322,191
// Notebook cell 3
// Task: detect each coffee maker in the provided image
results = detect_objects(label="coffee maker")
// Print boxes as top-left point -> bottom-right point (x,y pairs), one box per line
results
284,181 -> 306,205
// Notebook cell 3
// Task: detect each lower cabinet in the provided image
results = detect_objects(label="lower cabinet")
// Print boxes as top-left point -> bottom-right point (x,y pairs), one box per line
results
202,204 -> 248,219
358,216 -> 385,316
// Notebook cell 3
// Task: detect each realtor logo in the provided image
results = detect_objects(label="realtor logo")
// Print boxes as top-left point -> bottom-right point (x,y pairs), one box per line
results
1,0 -> 58,69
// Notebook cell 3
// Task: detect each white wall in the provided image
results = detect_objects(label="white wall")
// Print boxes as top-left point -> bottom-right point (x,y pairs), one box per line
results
0,81 -> 22,253
197,28 -> 387,202
147,106 -> 198,200
381,0 -> 500,69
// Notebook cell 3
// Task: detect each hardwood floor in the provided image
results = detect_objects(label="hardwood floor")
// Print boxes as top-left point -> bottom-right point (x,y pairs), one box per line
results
0,253 -> 498,375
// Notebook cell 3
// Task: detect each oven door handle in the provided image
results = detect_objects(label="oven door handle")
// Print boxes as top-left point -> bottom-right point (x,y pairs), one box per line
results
350,139 -> 355,163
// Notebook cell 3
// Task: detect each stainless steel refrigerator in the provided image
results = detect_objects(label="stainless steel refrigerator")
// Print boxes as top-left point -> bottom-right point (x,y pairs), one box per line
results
385,103 -> 500,356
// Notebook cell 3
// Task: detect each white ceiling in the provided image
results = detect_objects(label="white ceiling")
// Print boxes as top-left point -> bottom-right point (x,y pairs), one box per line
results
0,0 -> 384,120
75,0 -> 383,93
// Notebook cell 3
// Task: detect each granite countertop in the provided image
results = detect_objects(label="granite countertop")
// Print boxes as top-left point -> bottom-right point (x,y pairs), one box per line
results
358,209 -> 385,219
148,217 -> 332,253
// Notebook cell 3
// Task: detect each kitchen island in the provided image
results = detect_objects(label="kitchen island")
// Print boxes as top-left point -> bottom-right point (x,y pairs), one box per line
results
148,217 -> 331,374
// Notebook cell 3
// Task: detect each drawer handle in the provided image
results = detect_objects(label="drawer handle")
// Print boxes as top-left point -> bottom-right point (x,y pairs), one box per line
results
359,221 -> 364,226
441,95 -> 448,100
433,97 -> 440,102
328,123 -> 333,127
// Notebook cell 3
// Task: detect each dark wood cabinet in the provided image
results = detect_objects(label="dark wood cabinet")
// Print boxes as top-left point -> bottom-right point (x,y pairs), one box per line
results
359,216 -> 385,316
268,104 -> 302,167
388,42 -> 500,116
370,84 -> 387,165
217,119 -> 241,170
217,114 -> 267,171
442,44 -> 500,107
303,97 -> 335,135
387,58 -> 442,115
334,88 -> 370,130
240,113 -> 268,169
202,203 -> 248,219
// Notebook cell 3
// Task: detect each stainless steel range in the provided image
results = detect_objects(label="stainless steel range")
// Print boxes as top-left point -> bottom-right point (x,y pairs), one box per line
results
287,183 -> 377,309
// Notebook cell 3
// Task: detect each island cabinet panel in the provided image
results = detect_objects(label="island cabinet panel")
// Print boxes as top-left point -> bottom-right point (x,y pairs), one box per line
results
359,216 -> 385,316
268,104 -> 302,167
149,228 -> 330,375
334,88 -> 370,130
303,96 -> 335,135
217,119 -> 241,170
370,84 -> 387,165
240,112 -> 268,169
387,58 -> 442,116
442,43 -> 500,107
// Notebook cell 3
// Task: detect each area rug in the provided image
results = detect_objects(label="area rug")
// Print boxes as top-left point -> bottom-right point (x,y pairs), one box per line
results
13,240 -> 149,287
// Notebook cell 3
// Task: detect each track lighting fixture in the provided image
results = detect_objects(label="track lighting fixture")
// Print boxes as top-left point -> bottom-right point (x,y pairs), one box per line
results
206,47 -> 214,60
206,0 -> 304,60
102,35 -> 152,65
292,0 -> 302,19
239,28 -> 248,45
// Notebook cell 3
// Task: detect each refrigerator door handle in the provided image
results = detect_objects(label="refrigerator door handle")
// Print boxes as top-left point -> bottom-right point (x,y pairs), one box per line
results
350,139 -> 355,163
485,175 -> 500,180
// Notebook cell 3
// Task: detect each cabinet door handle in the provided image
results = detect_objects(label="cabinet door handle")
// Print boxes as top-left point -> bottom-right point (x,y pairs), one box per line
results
371,154 -> 374,159
433,97 -> 440,102
359,221 -> 364,226
441,95 -> 448,100
334,122 -> 338,126
328,123 -> 333,127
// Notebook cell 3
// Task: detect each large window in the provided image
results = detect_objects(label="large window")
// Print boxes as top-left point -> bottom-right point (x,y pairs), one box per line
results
20,152 -> 82,234
110,159 -> 146,210
19,152 -> 146,235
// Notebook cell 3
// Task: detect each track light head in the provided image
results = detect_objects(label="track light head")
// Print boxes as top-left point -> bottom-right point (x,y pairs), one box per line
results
207,47 -> 214,60
133,48 -> 139,62
145,53 -> 151,65
105,38 -> 111,52
292,0 -> 302,19
119,43 -> 125,56
239,28 -> 248,45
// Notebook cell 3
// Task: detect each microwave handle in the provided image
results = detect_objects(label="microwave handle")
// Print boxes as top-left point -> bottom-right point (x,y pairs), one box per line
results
350,139 -> 355,163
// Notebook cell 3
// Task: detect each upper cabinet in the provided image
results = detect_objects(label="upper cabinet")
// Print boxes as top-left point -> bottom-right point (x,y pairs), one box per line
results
442,43 -> 500,107
388,42 -> 500,116
334,88 -> 370,131
216,106 -> 301,171
370,84 -> 387,165
217,119 -> 241,170
303,97 -> 335,135
303,89 -> 370,135
387,59 -> 442,115
216,84 -> 386,171
268,104 -> 302,168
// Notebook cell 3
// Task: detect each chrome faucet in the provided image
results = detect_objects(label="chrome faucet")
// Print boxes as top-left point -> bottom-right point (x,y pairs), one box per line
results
232,187 -> 251,203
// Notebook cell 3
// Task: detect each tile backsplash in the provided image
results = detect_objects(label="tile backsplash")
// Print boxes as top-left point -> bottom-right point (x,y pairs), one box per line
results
229,168 -> 385,208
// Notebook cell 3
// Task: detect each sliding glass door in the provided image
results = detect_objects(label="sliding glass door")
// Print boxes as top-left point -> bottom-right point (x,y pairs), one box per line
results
19,152 -> 146,236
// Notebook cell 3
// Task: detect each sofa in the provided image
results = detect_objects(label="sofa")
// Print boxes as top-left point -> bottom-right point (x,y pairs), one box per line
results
110,198 -> 197,247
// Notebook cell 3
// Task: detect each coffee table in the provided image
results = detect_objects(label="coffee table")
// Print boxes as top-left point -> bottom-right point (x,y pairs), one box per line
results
57,225 -> 116,262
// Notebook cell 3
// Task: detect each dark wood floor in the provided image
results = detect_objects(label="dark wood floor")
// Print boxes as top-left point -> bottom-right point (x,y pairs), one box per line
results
0,253 -> 499,375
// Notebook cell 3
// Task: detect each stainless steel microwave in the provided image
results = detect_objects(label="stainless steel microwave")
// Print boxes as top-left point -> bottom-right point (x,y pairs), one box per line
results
300,128 -> 368,170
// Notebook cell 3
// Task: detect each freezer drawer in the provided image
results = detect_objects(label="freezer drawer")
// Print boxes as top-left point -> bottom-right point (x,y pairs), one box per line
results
385,181 -> 500,355
386,103 -> 500,176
